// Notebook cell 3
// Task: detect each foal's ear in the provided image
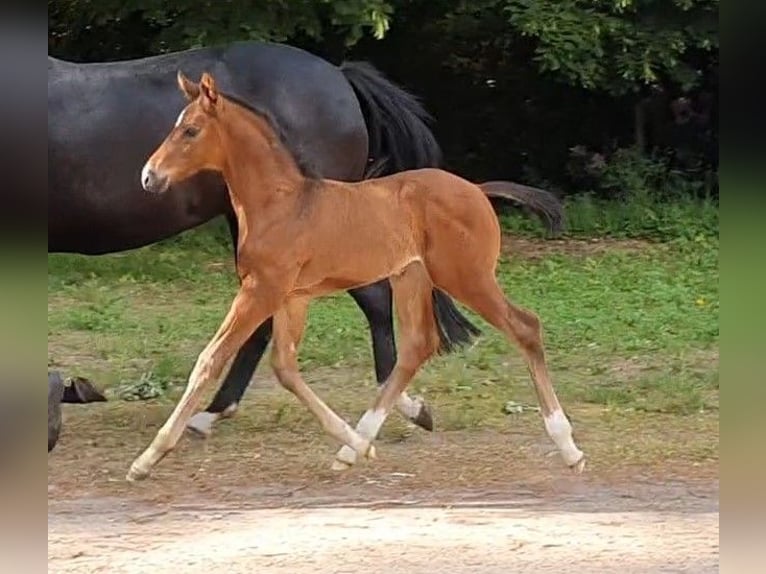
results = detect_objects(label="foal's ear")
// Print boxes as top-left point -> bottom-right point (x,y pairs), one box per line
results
199,72 -> 220,110
177,70 -> 200,101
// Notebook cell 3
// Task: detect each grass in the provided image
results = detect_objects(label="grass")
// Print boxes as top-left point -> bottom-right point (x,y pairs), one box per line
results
48,201 -> 719,427
499,191 -> 719,240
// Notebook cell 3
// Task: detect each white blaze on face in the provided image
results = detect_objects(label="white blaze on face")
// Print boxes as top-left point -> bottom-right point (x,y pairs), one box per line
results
174,107 -> 188,127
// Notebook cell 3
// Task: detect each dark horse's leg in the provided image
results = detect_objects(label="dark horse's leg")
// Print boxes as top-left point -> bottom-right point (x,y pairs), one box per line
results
186,214 -> 433,437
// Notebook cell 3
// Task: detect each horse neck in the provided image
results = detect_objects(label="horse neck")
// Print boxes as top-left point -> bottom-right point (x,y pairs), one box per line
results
219,104 -> 307,230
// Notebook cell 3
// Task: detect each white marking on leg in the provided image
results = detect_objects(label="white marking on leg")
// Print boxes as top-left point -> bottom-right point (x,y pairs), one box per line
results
356,408 -> 387,439
395,393 -> 422,419
221,402 -> 238,418
333,445 -> 357,469
333,408 -> 387,470
544,409 -> 584,467
186,411 -> 220,437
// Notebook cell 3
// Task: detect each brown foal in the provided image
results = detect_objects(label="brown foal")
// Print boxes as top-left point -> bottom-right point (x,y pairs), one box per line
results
128,71 -> 585,481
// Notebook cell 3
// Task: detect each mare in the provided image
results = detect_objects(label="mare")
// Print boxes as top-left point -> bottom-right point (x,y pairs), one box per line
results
127,71 -> 583,481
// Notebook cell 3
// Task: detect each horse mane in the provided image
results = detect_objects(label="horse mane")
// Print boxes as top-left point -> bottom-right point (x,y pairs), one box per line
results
220,91 -> 321,180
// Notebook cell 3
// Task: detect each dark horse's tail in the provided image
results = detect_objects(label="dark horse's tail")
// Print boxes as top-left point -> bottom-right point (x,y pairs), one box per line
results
340,60 -> 481,353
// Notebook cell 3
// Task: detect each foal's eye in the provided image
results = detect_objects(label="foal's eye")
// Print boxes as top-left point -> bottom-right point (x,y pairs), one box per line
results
182,126 -> 199,138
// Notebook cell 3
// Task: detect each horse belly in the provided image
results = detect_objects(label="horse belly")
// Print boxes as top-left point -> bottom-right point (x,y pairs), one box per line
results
294,229 -> 418,296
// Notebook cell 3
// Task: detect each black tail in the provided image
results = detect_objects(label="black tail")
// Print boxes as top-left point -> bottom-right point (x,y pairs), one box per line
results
339,60 -> 442,174
479,180 -> 567,237
340,60 -> 481,353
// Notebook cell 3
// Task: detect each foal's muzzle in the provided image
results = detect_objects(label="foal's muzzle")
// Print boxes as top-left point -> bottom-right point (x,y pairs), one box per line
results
141,164 -> 169,194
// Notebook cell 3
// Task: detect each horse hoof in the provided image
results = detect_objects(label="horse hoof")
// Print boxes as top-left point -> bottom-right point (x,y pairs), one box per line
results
333,444 -> 357,470
412,402 -> 434,432
570,455 -> 586,475
365,443 -> 377,460
126,464 -> 149,482
331,459 -> 352,472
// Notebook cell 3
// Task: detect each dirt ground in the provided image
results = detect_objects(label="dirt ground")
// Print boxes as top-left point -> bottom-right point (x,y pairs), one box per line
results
49,486 -> 718,574
500,236 -> 654,260
48,386 -> 719,574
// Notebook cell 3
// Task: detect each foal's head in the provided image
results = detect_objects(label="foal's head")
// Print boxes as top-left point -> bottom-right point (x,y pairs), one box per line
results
141,71 -> 229,194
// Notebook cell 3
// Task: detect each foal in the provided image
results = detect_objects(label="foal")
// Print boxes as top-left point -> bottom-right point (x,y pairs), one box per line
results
128,71 -> 585,481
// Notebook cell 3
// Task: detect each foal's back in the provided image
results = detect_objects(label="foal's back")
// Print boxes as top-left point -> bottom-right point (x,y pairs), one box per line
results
302,167 -> 503,283
360,168 -> 502,257
328,167 -> 500,232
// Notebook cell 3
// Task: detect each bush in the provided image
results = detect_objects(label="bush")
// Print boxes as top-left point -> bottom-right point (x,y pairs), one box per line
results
501,146 -> 718,241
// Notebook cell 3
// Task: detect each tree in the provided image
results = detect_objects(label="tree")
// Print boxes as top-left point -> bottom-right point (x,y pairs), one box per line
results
49,0 -> 393,60
505,0 -> 718,96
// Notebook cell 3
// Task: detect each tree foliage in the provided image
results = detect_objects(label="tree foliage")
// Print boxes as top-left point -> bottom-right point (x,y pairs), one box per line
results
388,0 -> 718,96
49,0 -> 392,60
49,0 -> 717,97
504,0 -> 718,95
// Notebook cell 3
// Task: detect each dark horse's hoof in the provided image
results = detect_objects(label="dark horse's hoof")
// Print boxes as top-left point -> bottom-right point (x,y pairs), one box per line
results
412,402 -> 434,432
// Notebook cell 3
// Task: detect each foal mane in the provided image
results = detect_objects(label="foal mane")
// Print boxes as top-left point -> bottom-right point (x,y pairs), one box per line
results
219,91 -> 321,181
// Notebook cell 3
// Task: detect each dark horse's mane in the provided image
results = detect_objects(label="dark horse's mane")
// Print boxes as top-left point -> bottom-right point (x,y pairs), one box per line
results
220,90 -> 321,180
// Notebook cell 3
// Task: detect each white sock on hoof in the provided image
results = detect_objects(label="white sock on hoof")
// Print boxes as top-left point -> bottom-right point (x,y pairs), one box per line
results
332,408 -> 387,468
357,408 -> 386,439
186,411 -> 220,437
221,403 -> 238,418
396,393 -> 422,419
544,409 -> 583,467
335,444 -> 357,466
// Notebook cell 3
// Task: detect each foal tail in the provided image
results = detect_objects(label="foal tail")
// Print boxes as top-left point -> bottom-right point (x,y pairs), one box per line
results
479,181 -> 566,236
340,60 -> 481,353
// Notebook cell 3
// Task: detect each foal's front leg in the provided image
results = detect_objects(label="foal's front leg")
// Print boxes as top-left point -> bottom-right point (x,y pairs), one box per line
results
127,285 -> 279,481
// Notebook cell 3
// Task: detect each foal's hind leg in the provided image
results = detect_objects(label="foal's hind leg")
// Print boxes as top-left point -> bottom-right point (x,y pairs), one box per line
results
270,298 -> 376,459
333,263 -> 441,470
349,280 -> 434,431
449,275 -> 585,472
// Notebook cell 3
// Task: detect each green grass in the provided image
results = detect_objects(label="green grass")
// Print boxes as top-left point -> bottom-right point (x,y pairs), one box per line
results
500,192 -> 719,240
47,205 -> 719,424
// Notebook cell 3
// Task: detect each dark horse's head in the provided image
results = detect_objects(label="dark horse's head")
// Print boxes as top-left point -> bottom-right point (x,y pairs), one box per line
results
141,71 -> 227,194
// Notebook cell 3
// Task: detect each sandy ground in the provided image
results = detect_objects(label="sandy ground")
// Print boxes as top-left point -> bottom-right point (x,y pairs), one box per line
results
49,476 -> 718,573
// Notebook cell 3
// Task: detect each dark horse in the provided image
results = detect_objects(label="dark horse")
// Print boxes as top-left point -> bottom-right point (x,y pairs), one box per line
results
49,41 -> 482,436
49,41 -> 560,437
